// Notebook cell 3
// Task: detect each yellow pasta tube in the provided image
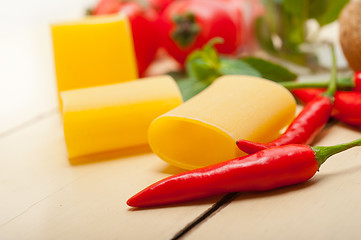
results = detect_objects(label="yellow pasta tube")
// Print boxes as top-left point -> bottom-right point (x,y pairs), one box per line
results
148,75 -> 296,170
51,15 -> 138,93
61,76 -> 183,160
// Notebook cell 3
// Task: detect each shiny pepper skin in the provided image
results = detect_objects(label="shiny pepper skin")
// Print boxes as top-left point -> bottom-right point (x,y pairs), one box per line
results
237,96 -> 333,154
127,145 -> 318,208
293,89 -> 361,126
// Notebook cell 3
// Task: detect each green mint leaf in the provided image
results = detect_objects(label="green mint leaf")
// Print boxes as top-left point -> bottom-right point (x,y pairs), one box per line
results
314,0 -> 350,26
281,0 -> 307,51
283,0 -> 307,16
176,76 -> 210,101
261,0 -> 283,4
260,0 -> 281,33
186,54 -> 220,83
254,17 -> 277,54
185,38 -> 223,83
219,58 -> 261,77
281,13 -> 304,50
202,38 -> 222,64
242,57 -> 298,82
167,71 -> 209,101
166,71 -> 188,81
308,0 -> 327,20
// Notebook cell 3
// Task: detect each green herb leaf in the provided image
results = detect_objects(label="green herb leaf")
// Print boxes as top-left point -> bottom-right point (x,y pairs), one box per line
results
256,0 -> 349,67
283,0 -> 306,16
219,58 -> 261,77
313,0 -> 350,26
254,16 -> 277,54
242,57 -> 298,82
179,78 -> 210,101
167,71 -> 211,101
185,38 -> 223,83
183,37 -> 298,100
308,0 -> 327,20
186,54 -> 220,83
282,0 -> 308,51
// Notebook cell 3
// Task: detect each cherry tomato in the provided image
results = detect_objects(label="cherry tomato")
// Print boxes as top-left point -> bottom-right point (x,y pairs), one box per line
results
244,0 -> 264,49
92,0 -> 122,15
159,0 -> 243,65
92,0 -> 160,76
145,0 -> 174,14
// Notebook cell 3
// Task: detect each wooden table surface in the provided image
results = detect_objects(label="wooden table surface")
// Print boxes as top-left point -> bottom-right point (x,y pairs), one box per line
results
1,1 -> 361,239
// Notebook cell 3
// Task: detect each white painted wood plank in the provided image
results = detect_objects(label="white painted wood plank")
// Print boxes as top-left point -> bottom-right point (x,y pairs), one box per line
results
0,113 -> 221,239
0,0 -> 95,134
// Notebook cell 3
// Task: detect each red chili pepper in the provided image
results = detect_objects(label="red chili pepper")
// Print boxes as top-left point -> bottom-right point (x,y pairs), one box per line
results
145,0 -> 174,14
292,88 -> 325,103
127,138 -> 361,208
237,47 -> 338,154
236,96 -> 333,154
293,89 -> 361,126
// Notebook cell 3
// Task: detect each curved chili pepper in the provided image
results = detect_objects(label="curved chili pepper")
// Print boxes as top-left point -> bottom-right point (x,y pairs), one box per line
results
236,46 -> 338,154
293,89 -> 361,126
236,96 -> 333,154
292,88 -> 325,102
127,138 -> 361,208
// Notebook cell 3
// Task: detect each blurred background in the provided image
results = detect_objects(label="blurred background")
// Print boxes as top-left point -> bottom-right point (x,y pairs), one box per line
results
0,0 -> 98,135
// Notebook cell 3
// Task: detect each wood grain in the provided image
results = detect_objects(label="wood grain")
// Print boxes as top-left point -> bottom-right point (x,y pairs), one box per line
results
0,113 -> 223,239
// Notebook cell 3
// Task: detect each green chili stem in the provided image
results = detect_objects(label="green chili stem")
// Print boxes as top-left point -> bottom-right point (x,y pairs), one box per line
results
322,45 -> 338,99
280,77 -> 353,90
281,46 -> 352,92
312,138 -> 361,167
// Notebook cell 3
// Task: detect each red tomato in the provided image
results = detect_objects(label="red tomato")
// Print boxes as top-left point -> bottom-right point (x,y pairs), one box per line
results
92,0 -> 122,15
119,2 -> 160,76
159,0 -> 244,65
145,0 -> 174,14
92,0 -> 160,76
242,0 -> 264,49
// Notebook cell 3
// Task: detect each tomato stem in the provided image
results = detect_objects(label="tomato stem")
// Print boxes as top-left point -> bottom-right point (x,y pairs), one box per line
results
172,12 -> 200,47
312,138 -> 361,167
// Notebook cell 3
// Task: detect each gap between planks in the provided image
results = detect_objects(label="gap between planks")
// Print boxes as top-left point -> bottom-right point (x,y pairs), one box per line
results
170,119 -> 339,239
0,108 -> 58,139
171,193 -> 240,240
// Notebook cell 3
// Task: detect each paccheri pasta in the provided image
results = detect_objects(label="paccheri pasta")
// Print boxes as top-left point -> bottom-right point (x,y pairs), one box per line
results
148,75 -> 296,170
